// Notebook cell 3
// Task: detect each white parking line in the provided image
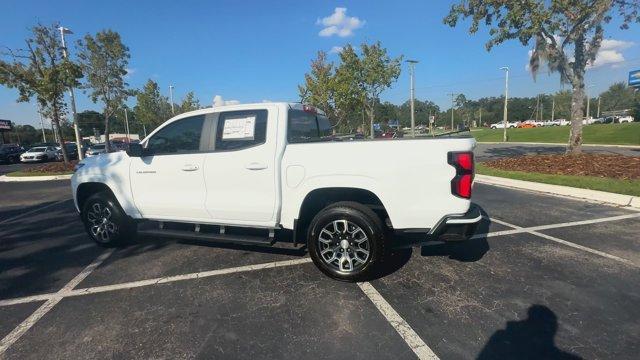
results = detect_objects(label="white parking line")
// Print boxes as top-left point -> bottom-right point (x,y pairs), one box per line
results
472,213 -> 640,240
3,212 -> 639,308
0,249 -> 114,356
488,217 -> 637,267
0,258 -> 313,307
0,199 -> 70,225
358,282 -> 439,360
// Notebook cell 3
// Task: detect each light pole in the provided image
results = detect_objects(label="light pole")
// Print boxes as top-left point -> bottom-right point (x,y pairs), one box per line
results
124,108 -> 131,143
59,26 -> 84,159
500,67 -> 509,142
169,85 -> 175,115
37,105 -> 46,142
585,84 -> 594,120
406,59 -> 418,137
447,93 -> 458,131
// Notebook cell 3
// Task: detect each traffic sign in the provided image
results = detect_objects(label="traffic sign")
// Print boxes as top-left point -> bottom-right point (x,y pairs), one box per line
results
0,119 -> 12,132
629,70 -> 640,88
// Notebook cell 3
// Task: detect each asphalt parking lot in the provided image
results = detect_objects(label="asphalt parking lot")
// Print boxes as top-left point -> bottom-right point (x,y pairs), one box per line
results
1,179 -> 639,359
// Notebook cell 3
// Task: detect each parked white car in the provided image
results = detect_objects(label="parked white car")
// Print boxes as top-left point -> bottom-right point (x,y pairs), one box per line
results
72,102 -> 481,281
20,146 -> 57,163
544,119 -> 570,126
490,121 -> 518,129
618,116 -> 634,123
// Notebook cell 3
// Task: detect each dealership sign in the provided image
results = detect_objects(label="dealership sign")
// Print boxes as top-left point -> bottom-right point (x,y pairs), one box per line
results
629,70 -> 640,89
0,119 -> 12,132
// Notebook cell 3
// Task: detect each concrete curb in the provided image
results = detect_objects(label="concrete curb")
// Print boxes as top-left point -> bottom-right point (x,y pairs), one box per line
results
475,174 -> 640,210
477,141 -> 639,149
0,174 -> 73,182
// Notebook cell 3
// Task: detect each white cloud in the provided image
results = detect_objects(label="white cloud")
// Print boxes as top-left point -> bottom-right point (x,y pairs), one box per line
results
212,95 -> 240,107
124,68 -> 136,79
525,38 -> 634,71
588,39 -> 633,68
317,7 -> 364,37
329,46 -> 343,54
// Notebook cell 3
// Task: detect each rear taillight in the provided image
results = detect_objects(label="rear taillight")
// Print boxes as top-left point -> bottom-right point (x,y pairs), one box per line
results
448,151 -> 474,199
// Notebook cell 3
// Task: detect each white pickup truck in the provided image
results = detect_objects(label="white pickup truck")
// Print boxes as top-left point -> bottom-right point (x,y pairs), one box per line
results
72,103 -> 480,281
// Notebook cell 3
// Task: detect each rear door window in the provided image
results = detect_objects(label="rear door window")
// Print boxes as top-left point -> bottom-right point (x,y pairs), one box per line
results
214,110 -> 268,151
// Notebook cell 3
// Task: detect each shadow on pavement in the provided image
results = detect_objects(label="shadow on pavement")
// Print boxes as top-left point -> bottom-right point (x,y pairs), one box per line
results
477,305 -> 582,360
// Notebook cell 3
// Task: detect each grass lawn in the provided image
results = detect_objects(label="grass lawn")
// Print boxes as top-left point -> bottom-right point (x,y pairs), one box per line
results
5,170 -> 72,177
472,122 -> 640,145
476,163 -> 640,196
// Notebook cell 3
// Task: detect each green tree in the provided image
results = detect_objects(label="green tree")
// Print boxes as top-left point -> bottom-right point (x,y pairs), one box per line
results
133,79 -> 172,132
598,82 -> 637,113
445,0 -> 640,153
76,30 -> 131,152
0,23 -> 82,163
358,42 -> 402,138
299,51 -> 336,120
178,91 -> 201,114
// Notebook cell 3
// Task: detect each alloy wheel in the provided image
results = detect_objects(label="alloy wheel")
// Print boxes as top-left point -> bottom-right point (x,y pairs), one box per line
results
317,219 -> 370,272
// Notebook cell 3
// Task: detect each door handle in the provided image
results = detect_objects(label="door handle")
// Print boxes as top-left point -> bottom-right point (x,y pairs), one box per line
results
245,162 -> 268,170
181,164 -> 199,172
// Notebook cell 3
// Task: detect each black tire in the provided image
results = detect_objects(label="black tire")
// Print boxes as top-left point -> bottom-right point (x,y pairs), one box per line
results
307,201 -> 386,282
82,191 -> 137,247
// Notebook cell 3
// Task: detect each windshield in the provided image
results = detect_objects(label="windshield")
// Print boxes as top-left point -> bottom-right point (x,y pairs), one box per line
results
28,147 -> 47,152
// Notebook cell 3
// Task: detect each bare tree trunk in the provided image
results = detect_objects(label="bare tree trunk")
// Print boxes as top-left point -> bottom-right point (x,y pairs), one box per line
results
104,108 -> 111,153
368,98 -> 375,139
52,106 -> 69,164
567,73 -> 585,154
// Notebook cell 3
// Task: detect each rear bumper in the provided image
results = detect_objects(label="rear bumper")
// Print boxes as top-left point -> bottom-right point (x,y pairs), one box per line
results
429,204 -> 482,242
393,204 -> 482,248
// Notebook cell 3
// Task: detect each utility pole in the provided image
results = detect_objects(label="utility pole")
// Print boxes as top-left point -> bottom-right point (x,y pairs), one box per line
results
535,95 -> 540,121
59,26 -> 83,159
124,108 -> 131,143
447,93 -> 457,131
406,60 -> 418,137
143,124 -> 147,138
37,106 -> 47,142
169,85 -> 175,115
597,97 -> 601,118
585,85 -> 594,120
500,67 -> 509,142
551,97 -> 555,121
479,107 -> 482,127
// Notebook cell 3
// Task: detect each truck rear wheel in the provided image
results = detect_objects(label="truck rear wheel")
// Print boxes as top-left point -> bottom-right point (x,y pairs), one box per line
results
307,202 -> 386,282
82,191 -> 136,247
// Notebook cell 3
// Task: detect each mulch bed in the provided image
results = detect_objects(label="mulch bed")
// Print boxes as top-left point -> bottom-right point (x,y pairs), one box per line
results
483,154 -> 640,180
22,160 -> 78,174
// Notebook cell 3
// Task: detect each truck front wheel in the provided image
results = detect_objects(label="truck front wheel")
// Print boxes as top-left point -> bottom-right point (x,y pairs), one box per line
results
82,191 -> 136,247
307,202 -> 386,282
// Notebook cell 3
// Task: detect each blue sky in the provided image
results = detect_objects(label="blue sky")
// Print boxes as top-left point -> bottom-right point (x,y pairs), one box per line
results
2,0 -> 639,127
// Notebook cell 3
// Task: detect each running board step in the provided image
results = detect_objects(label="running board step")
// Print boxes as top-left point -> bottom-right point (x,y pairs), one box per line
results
139,229 -> 277,246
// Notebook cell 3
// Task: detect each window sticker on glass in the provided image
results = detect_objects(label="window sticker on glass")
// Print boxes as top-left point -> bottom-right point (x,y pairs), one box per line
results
222,115 -> 256,140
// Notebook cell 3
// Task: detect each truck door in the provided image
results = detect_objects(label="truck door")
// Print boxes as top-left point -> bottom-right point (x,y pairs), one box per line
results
130,114 -> 211,220
203,107 -> 278,226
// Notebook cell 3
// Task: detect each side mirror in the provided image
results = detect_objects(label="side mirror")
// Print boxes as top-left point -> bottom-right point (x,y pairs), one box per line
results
127,143 -> 144,157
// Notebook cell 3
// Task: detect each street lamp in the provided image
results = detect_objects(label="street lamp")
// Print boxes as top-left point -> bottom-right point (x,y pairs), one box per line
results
500,66 -> 509,142
58,26 -> 84,159
406,59 -> 418,137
